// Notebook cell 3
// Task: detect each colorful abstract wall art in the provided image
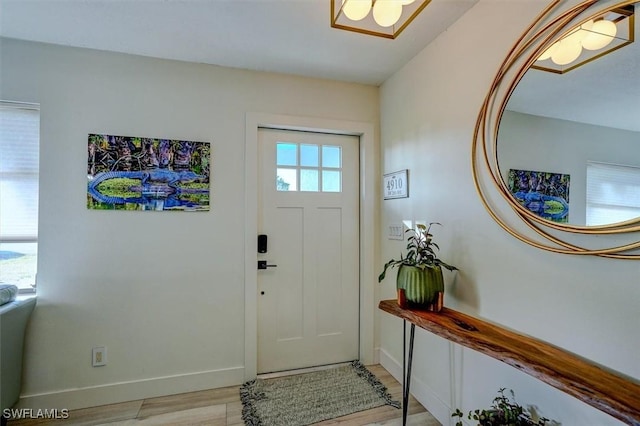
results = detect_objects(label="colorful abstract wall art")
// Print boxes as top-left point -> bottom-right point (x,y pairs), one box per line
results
507,169 -> 570,223
87,134 -> 210,211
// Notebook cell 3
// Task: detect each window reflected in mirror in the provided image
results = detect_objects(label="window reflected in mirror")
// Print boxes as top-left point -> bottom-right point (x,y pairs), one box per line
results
498,2 -> 639,228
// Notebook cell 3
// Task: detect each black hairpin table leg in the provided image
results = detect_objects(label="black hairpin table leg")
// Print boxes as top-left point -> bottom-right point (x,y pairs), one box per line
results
402,320 -> 416,426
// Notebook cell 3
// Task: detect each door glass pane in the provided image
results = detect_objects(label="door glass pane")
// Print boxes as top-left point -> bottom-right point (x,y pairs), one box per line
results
300,169 -> 319,192
322,146 -> 341,168
300,144 -> 318,167
277,168 -> 297,191
277,143 -> 297,166
322,170 -> 341,192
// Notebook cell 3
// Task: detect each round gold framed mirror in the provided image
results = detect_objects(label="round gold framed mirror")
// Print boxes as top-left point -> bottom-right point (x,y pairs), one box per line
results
472,0 -> 640,258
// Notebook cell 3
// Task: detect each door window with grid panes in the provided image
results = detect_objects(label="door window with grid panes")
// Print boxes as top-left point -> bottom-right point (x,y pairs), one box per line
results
276,143 -> 342,193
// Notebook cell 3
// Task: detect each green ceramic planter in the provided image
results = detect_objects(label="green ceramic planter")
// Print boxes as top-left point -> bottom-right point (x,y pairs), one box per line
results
396,264 -> 444,307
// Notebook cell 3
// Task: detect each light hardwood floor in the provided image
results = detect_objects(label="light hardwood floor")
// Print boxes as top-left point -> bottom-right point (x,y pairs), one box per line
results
7,365 -> 440,426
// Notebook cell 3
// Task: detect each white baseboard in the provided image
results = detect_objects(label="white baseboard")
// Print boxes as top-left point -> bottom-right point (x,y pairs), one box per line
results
378,347 -> 453,426
16,366 -> 245,411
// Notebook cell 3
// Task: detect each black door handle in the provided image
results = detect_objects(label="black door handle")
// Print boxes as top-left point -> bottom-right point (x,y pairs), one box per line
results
258,260 -> 277,270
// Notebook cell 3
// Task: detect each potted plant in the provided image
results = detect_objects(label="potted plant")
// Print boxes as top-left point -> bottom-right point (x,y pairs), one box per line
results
378,222 -> 457,311
452,388 -> 550,426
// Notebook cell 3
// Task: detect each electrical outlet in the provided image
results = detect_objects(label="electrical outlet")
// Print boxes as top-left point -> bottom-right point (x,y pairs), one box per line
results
92,346 -> 107,367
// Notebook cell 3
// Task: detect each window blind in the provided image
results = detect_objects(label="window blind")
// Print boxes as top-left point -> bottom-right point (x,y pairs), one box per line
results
586,161 -> 640,226
0,102 -> 40,241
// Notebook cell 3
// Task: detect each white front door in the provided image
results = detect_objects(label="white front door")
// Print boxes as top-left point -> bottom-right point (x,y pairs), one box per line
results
257,128 -> 360,374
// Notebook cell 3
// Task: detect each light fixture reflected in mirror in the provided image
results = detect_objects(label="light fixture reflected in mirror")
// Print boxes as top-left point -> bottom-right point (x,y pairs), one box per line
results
473,0 -> 640,258
533,5 -> 634,74
331,0 -> 431,39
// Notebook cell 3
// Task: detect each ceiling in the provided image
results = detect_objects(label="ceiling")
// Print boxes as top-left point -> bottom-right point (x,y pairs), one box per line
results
1,0 -> 637,132
0,0 -> 478,86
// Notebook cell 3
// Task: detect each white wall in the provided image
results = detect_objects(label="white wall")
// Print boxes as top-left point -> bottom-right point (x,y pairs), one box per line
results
0,38 -> 379,409
378,1 -> 640,426
500,110 -> 640,226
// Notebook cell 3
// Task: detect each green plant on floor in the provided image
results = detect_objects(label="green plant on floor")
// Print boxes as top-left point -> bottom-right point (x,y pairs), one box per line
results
452,388 -> 550,426
378,222 -> 457,282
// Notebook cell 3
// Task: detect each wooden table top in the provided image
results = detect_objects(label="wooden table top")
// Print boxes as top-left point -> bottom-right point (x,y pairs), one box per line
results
379,299 -> 640,426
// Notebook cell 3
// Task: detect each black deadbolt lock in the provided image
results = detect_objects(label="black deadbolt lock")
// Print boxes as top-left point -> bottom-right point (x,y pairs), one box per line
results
258,234 -> 268,253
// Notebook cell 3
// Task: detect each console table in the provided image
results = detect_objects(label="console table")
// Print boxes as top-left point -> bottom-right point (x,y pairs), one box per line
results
378,299 -> 640,426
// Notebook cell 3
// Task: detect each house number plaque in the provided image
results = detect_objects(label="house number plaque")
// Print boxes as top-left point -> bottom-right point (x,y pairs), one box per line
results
383,169 -> 409,200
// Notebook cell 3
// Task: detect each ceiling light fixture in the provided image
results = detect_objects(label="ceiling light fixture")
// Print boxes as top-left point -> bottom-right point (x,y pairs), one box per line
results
331,0 -> 432,39
533,5 -> 634,74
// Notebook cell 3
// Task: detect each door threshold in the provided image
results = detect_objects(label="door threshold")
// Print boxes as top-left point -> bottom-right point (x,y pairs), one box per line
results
258,361 -> 354,379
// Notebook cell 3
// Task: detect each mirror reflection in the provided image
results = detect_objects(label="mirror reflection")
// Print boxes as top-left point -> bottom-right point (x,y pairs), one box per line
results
498,2 -> 640,227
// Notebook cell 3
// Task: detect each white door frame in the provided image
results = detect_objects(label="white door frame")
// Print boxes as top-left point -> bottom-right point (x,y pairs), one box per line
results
244,112 -> 376,380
